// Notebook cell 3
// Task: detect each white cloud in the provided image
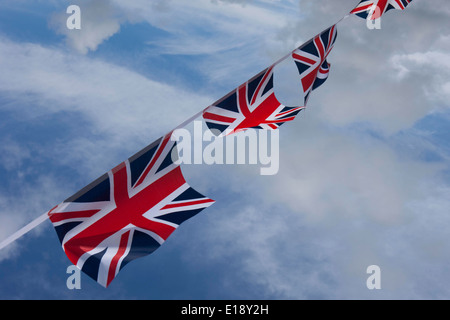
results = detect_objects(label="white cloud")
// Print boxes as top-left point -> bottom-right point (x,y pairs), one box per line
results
181,120 -> 450,298
391,50 -> 450,110
280,123 -> 442,224
171,105 -> 450,299
49,0 -> 125,54
0,36 -> 213,173
49,0 -> 299,58
110,0 -> 301,85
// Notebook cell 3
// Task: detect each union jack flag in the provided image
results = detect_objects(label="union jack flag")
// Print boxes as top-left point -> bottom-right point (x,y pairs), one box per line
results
203,65 -> 304,136
350,0 -> 413,20
48,133 -> 214,287
292,25 -> 337,105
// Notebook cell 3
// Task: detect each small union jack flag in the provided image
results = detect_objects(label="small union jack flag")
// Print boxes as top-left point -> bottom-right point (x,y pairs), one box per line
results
48,133 -> 214,287
203,65 -> 304,136
292,25 -> 337,105
350,0 -> 413,20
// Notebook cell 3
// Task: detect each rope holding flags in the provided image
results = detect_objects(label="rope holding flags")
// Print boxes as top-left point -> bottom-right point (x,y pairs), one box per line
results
0,0 -> 414,287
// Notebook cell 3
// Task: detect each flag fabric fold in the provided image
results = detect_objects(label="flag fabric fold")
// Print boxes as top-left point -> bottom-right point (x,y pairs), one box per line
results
350,0 -> 413,20
292,25 -> 337,105
48,132 -> 214,287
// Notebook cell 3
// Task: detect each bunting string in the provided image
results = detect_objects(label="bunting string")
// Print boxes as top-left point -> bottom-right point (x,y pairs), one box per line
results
0,0 -> 414,287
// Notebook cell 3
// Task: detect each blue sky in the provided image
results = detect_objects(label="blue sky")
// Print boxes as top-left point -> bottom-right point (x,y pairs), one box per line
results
0,0 -> 450,299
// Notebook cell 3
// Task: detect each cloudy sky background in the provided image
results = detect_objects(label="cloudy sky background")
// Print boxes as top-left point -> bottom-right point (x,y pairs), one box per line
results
0,0 -> 449,299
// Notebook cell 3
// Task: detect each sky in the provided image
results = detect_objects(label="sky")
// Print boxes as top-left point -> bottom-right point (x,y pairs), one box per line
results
0,0 -> 449,300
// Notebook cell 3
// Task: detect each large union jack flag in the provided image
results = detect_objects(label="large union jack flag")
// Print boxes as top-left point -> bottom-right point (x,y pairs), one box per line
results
48,133 -> 214,287
202,65 -> 304,136
350,0 -> 413,20
292,25 -> 337,105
